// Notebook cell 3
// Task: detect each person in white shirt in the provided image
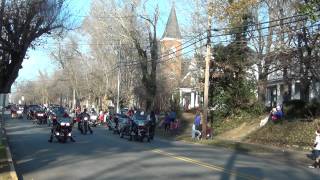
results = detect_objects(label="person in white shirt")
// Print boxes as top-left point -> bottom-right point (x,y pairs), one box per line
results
309,130 -> 320,168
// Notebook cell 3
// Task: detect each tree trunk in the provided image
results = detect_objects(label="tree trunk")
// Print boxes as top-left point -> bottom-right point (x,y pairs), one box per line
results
0,51 -> 25,93
258,70 -> 267,103
1,94 -> 6,125
258,80 -> 266,103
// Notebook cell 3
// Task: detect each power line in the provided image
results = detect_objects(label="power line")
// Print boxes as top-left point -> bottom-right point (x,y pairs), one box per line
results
211,12 -> 312,32
118,15 -> 311,67
212,23 -> 320,45
48,15 -> 317,79
87,12 -> 314,59
42,11 -> 315,66
156,12 -> 313,63
120,43 -> 207,68
35,12 -> 319,79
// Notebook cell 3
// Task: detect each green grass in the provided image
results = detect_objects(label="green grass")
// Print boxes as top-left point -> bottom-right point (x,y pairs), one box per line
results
246,119 -> 319,151
157,111 -> 319,153
0,140 -> 6,160
212,112 -> 265,135
0,138 -> 11,179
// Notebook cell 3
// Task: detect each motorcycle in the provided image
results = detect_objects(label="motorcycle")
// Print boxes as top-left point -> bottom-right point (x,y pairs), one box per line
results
106,113 -> 122,134
79,115 -> 92,135
119,118 -> 133,139
130,114 -> 150,142
89,112 -> 99,127
49,120 -> 74,143
27,110 -> 35,120
16,107 -> 24,119
112,114 -> 121,134
33,110 -> 47,125
11,108 -> 18,118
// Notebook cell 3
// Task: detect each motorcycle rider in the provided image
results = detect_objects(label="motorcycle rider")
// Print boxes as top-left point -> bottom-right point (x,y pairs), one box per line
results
79,108 -> 93,134
148,111 -> 156,140
75,106 -> 82,131
48,115 -> 76,143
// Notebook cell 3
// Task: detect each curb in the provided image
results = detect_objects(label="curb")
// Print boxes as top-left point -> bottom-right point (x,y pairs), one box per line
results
1,115 -> 18,180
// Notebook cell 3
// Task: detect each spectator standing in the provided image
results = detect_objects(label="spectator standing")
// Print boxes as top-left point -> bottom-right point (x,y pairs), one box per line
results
194,110 -> 201,131
164,113 -> 171,133
309,130 -> 320,168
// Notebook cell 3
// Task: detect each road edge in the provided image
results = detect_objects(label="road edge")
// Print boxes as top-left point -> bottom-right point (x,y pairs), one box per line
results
1,114 -> 18,180
156,134 -> 312,166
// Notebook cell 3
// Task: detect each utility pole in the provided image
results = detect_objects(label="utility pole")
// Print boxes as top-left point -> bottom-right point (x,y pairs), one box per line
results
202,1 -> 213,138
116,42 -> 121,114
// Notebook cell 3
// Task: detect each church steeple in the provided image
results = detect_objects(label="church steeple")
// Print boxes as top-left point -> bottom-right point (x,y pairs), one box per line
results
161,4 -> 181,40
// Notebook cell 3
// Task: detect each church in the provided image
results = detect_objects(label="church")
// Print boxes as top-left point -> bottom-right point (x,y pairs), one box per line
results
157,5 -> 201,110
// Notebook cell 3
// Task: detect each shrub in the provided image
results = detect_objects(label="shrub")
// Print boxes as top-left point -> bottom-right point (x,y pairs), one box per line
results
283,99 -> 320,119
306,99 -> 320,117
283,100 -> 306,119
245,102 -> 266,115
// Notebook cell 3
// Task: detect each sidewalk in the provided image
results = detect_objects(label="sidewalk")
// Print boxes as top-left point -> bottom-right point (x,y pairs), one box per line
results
0,112 -> 18,180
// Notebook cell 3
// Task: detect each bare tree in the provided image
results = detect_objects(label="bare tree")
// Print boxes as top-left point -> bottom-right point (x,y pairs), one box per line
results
0,0 -> 70,93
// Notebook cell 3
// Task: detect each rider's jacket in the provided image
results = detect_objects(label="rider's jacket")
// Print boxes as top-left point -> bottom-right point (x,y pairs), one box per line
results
80,112 -> 90,121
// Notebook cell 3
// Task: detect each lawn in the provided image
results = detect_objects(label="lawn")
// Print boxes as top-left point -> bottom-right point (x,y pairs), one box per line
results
0,140 -> 6,160
157,111 -> 319,153
246,119 -> 319,151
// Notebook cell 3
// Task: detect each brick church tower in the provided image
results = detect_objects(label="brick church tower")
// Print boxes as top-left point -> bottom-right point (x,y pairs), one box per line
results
159,4 -> 182,90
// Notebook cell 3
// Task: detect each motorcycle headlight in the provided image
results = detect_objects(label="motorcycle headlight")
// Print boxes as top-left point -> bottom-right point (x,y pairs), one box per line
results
55,132 -> 60,135
68,133 -> 71,136
84,117 -> 88,120
61,122 -> 66,126
66,123 -> 70,126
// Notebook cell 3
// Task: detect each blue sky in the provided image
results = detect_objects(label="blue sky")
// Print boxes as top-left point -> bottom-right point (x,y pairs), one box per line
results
17,0 -> 192,83
17,0 -> 92,83
16,1 -> 272,85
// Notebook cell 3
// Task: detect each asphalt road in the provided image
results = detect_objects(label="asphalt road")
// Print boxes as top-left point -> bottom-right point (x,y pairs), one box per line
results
5,116 -> 320,180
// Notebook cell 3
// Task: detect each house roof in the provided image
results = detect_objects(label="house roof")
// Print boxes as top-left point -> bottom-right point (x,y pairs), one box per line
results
161,5 -> 182,40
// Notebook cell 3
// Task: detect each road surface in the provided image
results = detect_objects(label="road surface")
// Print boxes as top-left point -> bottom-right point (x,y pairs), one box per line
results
5,116 -> 320,180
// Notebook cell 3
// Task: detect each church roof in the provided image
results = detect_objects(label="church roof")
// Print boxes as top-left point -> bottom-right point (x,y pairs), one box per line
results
161,5 -> 182,40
